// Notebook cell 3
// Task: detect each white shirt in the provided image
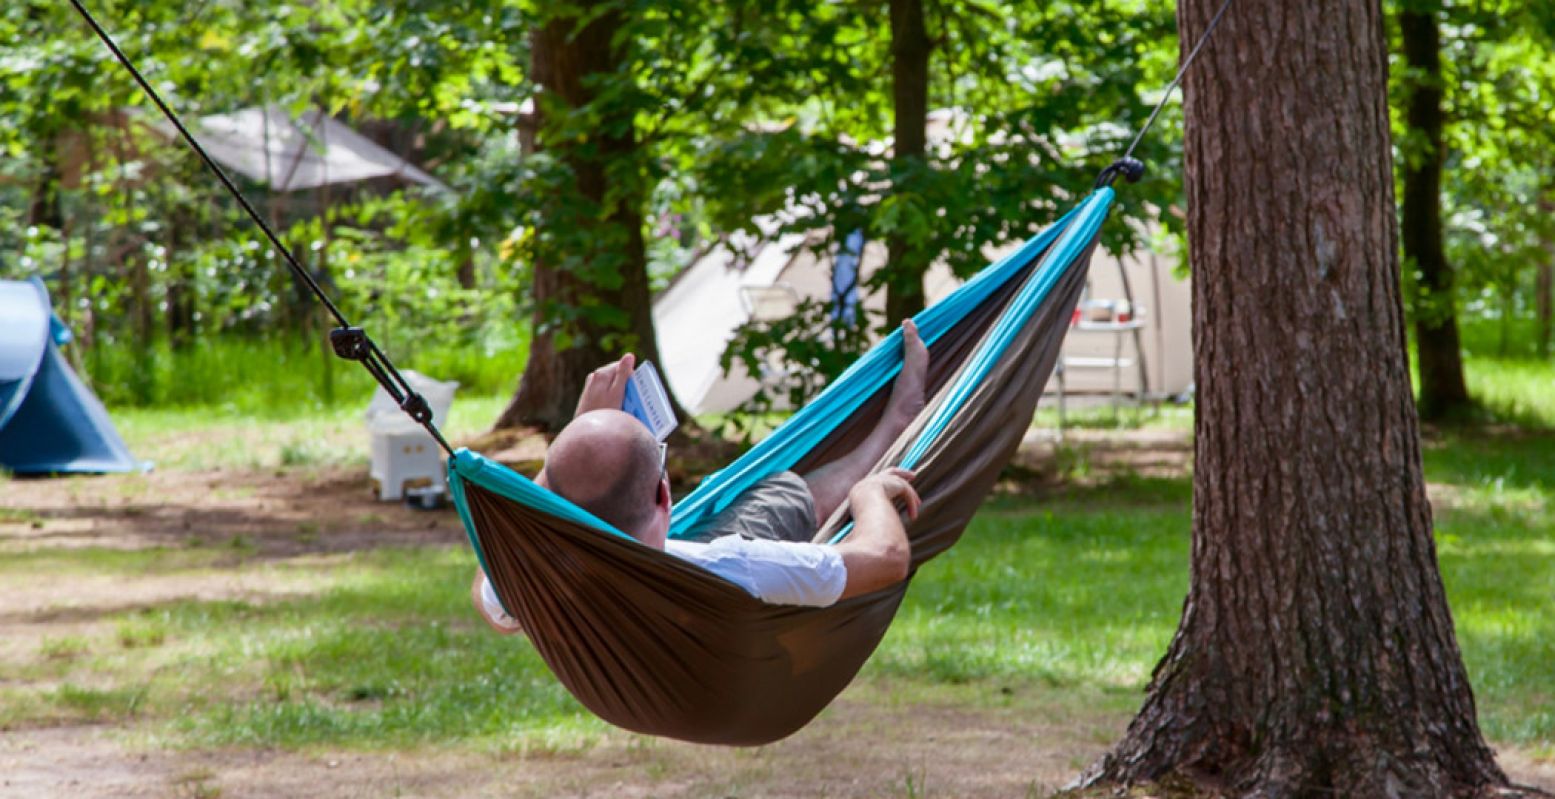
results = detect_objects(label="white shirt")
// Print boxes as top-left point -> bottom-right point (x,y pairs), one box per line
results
477,535 -> 848,619
667,536 -> 847,607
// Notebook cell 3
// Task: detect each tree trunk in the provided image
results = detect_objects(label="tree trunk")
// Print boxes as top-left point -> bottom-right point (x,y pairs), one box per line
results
29,146 -> 68,325
1400,3 -> 1472,420
494,4 -> 680,432
1082,1 -> 1510,796
163,182 -> 196,351
884,0 -> 931,328
1538,260 -> 1552,360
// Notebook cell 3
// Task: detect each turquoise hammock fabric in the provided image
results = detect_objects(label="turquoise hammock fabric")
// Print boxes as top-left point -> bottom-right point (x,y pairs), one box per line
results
452,187 -> 1113,551
445,188 -> 1115,745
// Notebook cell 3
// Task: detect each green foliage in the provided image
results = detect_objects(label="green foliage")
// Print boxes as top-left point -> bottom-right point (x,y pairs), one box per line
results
690,0 -> 1184,408
1390,1 -> 1555,347
0,0 -> 534,410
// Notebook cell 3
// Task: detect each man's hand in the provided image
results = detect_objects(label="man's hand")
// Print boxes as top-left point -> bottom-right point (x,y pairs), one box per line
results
848,467 -> 921,520
574,354 -> 636,418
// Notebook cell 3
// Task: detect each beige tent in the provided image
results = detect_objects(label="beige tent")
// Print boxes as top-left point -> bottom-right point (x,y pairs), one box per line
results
653,226 -> 1190,415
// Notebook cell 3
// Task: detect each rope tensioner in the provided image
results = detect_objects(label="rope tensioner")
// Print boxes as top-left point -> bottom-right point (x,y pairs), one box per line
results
1095,0 -> 1234,190
1095,157 -> 1146,189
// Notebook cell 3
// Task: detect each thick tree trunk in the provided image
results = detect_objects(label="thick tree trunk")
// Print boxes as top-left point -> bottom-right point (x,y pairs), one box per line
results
1400,4 -> 1472,420
884,0 -> 931,327
1082,1 -> 1510,796
495,5 -> 679,433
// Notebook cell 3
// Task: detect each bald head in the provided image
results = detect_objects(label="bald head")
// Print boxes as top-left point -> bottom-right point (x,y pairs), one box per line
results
544,410 -> 663,539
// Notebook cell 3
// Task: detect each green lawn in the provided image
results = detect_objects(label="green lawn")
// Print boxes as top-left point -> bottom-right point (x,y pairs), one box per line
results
5,420 -> 1550,758
112,393 -> 512,472
5,349 -> 1552,765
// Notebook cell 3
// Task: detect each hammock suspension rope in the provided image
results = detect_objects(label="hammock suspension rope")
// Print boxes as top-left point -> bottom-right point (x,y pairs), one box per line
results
65,0 -> 453,456
1096,0 -> 1235,189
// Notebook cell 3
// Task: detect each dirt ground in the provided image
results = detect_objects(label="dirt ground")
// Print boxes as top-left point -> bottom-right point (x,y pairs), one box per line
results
3,430 -> 1552,798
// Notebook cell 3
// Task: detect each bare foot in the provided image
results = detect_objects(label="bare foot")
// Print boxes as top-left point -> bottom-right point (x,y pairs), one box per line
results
886,320 -> 929,427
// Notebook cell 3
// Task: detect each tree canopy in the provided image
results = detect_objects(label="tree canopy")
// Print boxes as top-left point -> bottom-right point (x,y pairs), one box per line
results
0,0 -> 1549,414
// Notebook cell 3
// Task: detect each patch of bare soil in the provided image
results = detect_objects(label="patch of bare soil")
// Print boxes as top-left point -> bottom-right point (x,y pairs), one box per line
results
3,707 -> 1551,799
0,694 -> 1117,799
0,466 -> 465,557
0,464 -> 468,670
1007,428 -> 1195,494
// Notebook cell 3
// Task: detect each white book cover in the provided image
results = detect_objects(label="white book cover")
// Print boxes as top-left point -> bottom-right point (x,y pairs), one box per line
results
621,361 -> 678,441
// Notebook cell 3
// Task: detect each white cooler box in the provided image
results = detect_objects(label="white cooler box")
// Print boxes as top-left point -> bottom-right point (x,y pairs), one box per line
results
365,371 -> 458,501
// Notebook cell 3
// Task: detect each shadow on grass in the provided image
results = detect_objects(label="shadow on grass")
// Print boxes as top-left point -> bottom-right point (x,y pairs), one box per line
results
877,500 -> 1189,693
1423,429 -> 1555,498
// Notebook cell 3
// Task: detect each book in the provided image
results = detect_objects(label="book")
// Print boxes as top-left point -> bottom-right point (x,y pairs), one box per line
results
621,361 -> 678,441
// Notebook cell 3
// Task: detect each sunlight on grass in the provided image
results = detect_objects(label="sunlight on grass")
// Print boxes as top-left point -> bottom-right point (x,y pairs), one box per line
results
82,333 -> 528,413
113,393 -> 510,472
1465,357 -> 1555,428
1030,401 -> 1194,432
1428,432 -> 1555,744
119,548 -> 606,749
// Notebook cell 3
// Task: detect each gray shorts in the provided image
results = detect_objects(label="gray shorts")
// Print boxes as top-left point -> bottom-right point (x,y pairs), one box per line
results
681,471 -> 818,544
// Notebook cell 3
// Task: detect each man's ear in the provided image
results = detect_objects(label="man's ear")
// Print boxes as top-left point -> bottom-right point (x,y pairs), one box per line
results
657,475 -> 671,508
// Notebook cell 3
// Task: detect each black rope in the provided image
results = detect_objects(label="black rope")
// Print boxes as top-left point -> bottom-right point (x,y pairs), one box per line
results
1096,0 -> 1235,188
66,0 -> 455,457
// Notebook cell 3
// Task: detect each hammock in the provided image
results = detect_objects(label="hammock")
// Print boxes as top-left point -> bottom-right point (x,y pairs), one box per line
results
449,188 -> 1116,745
68,0 -> 1241,748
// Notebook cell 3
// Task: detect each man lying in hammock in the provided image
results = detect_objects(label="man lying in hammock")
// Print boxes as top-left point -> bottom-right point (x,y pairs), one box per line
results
473,321 -> 931,631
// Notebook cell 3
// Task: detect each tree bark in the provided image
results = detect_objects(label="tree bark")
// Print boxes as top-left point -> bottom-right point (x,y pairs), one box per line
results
1082,1 -> 1511,796
884,0 -> 932,327
495,4 -> 680,432
1400,3 -> 1472,420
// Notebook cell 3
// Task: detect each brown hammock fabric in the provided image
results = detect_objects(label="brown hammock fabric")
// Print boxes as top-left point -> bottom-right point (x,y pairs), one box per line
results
458,232 -> 1099,746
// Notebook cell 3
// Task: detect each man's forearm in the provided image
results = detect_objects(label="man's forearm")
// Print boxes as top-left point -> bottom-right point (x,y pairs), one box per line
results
834,493 -> 910,600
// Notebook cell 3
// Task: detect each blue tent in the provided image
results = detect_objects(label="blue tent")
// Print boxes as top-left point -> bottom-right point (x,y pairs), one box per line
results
0,278 -> 143,474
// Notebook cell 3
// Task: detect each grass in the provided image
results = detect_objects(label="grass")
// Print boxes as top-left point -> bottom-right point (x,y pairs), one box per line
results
1464,355 -> 1555,428
1423,317 -> 1555,428
112,393 -> 511,472
4,428 -> 1550,758
1423,432 -> 1555,745
79,332 -> 527,415
5,342 -> 1551,782
1029,401 -> 1194,432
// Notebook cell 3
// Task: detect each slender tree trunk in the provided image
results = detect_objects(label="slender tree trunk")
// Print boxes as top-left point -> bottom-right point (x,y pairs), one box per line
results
495,4 -> 682,432
1498,280 -> 1513,357
1401,3 -> 1472,420
29,145 -> 68,325
1538,260 -> 1552,360
884,0 -> 931,328
1082,1 -> 1511,796
163,180 -> 196,351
